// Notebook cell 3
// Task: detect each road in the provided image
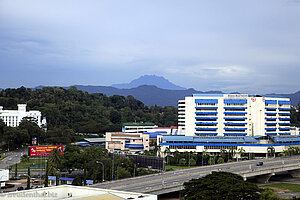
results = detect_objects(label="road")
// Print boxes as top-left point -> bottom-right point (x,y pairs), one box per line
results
0,149 -> 27,169
91,156 -> 300,194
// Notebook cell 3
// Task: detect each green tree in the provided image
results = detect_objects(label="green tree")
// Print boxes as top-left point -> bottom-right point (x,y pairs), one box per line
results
267,146 -> 275,157
72,176 -> 82,186
217,157 -> 224,164
260,188 -> 282,200
48,148 -> 61,186
182,172 -> 261,200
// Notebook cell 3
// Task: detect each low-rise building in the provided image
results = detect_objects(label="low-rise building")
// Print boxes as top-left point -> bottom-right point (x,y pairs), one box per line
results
122,122 -> 158,134
106,132 -> 150,153
0,104 -> 46,128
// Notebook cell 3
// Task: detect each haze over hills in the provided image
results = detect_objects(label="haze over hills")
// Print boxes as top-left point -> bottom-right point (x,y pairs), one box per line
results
29,75 -> 300,106
111,75 -> 186,90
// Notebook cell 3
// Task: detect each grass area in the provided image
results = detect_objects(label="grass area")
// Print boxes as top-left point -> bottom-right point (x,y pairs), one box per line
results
0,155 -> 8,161
294,179 -> 300,182
262,183 -> 300,193
11,158 -> 47,169
165,165 -> 197,170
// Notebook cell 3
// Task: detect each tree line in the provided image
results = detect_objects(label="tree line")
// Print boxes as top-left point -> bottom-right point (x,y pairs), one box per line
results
0,86 -> 177,148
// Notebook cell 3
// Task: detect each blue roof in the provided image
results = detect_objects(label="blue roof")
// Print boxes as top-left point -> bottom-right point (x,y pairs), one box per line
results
162,135 -> 259,143
273,136 -> 300,142
163,135 -> 194,142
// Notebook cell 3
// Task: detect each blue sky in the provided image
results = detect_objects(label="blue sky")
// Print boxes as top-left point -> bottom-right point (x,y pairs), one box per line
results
1,0 -> 300,93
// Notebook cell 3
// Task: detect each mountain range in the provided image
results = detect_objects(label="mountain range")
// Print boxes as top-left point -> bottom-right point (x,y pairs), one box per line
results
111,75 -> 186,90
23,75 -> 300,106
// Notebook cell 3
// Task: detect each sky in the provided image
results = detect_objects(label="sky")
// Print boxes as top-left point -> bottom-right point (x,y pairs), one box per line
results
0,0 -> 300,94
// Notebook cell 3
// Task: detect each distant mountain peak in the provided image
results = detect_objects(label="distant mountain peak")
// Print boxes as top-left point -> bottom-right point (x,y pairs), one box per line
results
111,75 -> 186,90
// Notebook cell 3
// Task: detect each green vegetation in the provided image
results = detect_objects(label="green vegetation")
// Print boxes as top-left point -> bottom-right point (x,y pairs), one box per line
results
11,158 -> 46,169
291,103 -> 300,127
0,86 -> 177,149
182,171 -> 261,200
262,183 -> 300,193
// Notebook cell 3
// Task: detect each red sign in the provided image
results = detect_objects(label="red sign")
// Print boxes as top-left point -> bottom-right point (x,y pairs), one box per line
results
29,145 -> 63,157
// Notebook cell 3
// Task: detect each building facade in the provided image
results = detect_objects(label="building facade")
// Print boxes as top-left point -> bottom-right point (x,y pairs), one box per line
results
105,132 -> 150,153
178,94 -> 291,137
0,104 -> 46,128
160,94 -> 300,156
122,122 -> 158,134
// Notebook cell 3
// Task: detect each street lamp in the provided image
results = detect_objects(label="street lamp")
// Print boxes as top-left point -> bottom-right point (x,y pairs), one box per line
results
96,161 -> 104,182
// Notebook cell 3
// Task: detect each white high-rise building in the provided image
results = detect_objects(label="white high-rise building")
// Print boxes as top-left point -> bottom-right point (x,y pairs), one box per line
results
178,94 -> 291,137
0,104 -> 46,128
158,94 -> 299,156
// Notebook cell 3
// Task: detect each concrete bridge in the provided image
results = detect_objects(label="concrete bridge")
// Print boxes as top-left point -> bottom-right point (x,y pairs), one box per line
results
91,155 -> 300,195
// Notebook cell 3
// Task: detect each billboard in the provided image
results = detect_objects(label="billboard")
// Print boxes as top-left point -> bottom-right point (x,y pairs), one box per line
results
0,169 -> 9,182
29,145 -> 63,157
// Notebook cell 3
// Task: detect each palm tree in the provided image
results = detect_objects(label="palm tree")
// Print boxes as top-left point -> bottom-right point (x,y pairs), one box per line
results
202,150 -> 209,166
164,147 -> 171,165
267,146 -> 275,157
228,147 -> 236,161
237,147 -> 245,161
48,148 -> 61,185
220,149 -> 227,160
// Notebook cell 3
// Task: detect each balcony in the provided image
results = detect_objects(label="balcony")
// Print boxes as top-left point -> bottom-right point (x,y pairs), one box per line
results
265,117 -> 277,121
265,107 -> 277,111
195,132 -> 218,136
195,106 -> 218,110
265,132 -> 277,136
224,128 -> 247,131
223,133 -> 247,136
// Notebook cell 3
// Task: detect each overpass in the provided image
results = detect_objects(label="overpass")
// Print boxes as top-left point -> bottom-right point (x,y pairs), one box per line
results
91,155 -> 300,195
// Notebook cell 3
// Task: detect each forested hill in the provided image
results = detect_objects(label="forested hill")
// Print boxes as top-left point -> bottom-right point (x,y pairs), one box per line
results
0,87 -> 178,134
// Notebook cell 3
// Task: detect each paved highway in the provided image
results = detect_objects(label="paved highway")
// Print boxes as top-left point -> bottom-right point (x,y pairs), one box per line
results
0,149 -> 27,169
91,156 -> 300,194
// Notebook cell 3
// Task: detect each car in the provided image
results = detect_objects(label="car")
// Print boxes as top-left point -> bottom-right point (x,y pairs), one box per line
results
17,186 -> 24,191
256,162 -> 263,166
